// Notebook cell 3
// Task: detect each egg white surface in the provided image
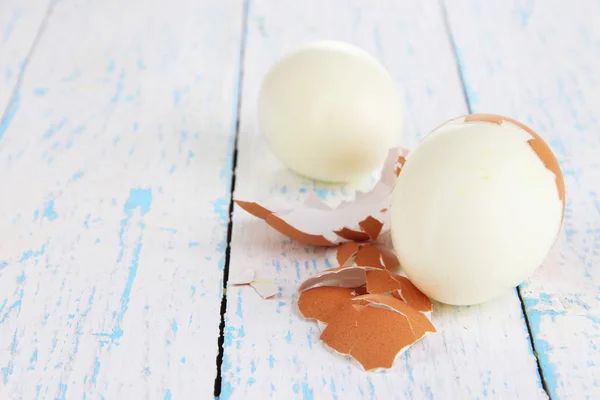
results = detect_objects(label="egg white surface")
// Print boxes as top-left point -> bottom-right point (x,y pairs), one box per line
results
391,118 -> 563,305
258,41 -> 403,182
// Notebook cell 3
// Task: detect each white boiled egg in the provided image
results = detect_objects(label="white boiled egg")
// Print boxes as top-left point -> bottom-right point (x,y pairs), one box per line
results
257,40 -> 403,182
391,114 -> 565,306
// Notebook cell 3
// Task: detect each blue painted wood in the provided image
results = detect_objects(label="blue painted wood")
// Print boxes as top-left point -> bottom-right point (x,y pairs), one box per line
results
0,0 -> 244,398
221,1 -> 547,399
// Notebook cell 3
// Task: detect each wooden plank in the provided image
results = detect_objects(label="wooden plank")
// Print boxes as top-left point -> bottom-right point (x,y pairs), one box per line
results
443,0 -> 600,398
0,0 -> 51,137
0,0 -> 244,398
223,1 -> 547,399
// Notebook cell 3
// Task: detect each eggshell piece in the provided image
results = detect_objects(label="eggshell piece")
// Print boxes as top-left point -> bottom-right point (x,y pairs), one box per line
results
298,287 -> 357,323
336,242 -> 362,266
354,244 -> 387,269
297,266 -> 369,292
266,214 -> 337,247
235,147 -> 408,246
391,114 -> 565,305
352,294 -> 436,337
258,40 -> 404,182
365,270 -> 433,312
320,302 -> 361,354
351,306 -> 416,370
250,279 -> 279,299
333,227 -> 371,242
320,294 -> 435,371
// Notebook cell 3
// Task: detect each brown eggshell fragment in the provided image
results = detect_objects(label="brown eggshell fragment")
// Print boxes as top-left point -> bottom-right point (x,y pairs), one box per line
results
377,246 -> 400,271
320,294 -> 435,371
336,242 -> 362,266
354,244 -> 399,270
233,200 -> 270,220
234,147 -> 409,246
320,301 -> 361,354
365,270 -> 432,312
300,245 -> 401,292
298,287 -> 357,323
351,306 -> 416,370
266,214 -> 336,246
333,227 -> 371,242
358,216 -> 384,240
297,266 -> 369,292
464,113 -> 565,218
354,244 -> 386,269
353,294 -> 436,338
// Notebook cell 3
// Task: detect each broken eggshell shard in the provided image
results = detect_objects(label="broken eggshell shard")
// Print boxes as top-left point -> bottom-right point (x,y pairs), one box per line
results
335,242 -> 400,270
298,244 -> 398,292
390,113 -> 565,306
234,147 -> 408,247
229,269 -> 279,299
365,270 -> 433,313
320,294 -> 435,371
297,287 -> 358,323
297,266 -> 432,312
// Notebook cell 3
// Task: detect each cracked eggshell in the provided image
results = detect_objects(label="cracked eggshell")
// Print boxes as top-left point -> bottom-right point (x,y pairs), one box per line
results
391,114 -> 565,306
235,147 -> 407,246
257,40 -> 404,182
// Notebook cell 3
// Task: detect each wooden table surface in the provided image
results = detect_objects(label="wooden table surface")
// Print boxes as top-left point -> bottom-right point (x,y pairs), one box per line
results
1,0 -> 599,399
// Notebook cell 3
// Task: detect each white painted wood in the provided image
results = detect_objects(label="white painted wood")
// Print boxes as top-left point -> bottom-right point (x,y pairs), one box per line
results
0,0 -> 51,133
444,1 -> 600,398
225,1 -> 547,399
0,0 -> 243,398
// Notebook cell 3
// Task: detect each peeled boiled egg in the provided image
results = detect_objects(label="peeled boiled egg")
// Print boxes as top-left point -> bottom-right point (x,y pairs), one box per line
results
257,40 -> 403,182
390,114 -> 565,306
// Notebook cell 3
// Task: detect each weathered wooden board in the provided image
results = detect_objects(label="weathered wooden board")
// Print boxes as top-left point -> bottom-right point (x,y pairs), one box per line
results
0,0 -> 244,398
444,0 -> 600,398
0,0 -> 52,137
223,1 -> 546,399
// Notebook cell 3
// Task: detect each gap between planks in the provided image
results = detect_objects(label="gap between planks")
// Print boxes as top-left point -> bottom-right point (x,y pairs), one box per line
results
214,0 -> 250,397
439,0 -> 550,397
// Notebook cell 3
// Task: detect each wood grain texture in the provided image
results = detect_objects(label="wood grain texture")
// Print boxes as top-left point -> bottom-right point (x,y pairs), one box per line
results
444,0 -> 600,398
0,0 -> 244,398
224,1 -> 547,399
0,0 -> 52,138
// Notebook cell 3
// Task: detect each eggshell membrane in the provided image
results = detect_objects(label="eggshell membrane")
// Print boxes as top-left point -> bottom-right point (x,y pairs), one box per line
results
257,40 -> 404,182
298,244 -> 398,292
297,287 -> 357,323
391,114 -> 565,305
234,147 -> 408,247
229,270 -> 279,299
